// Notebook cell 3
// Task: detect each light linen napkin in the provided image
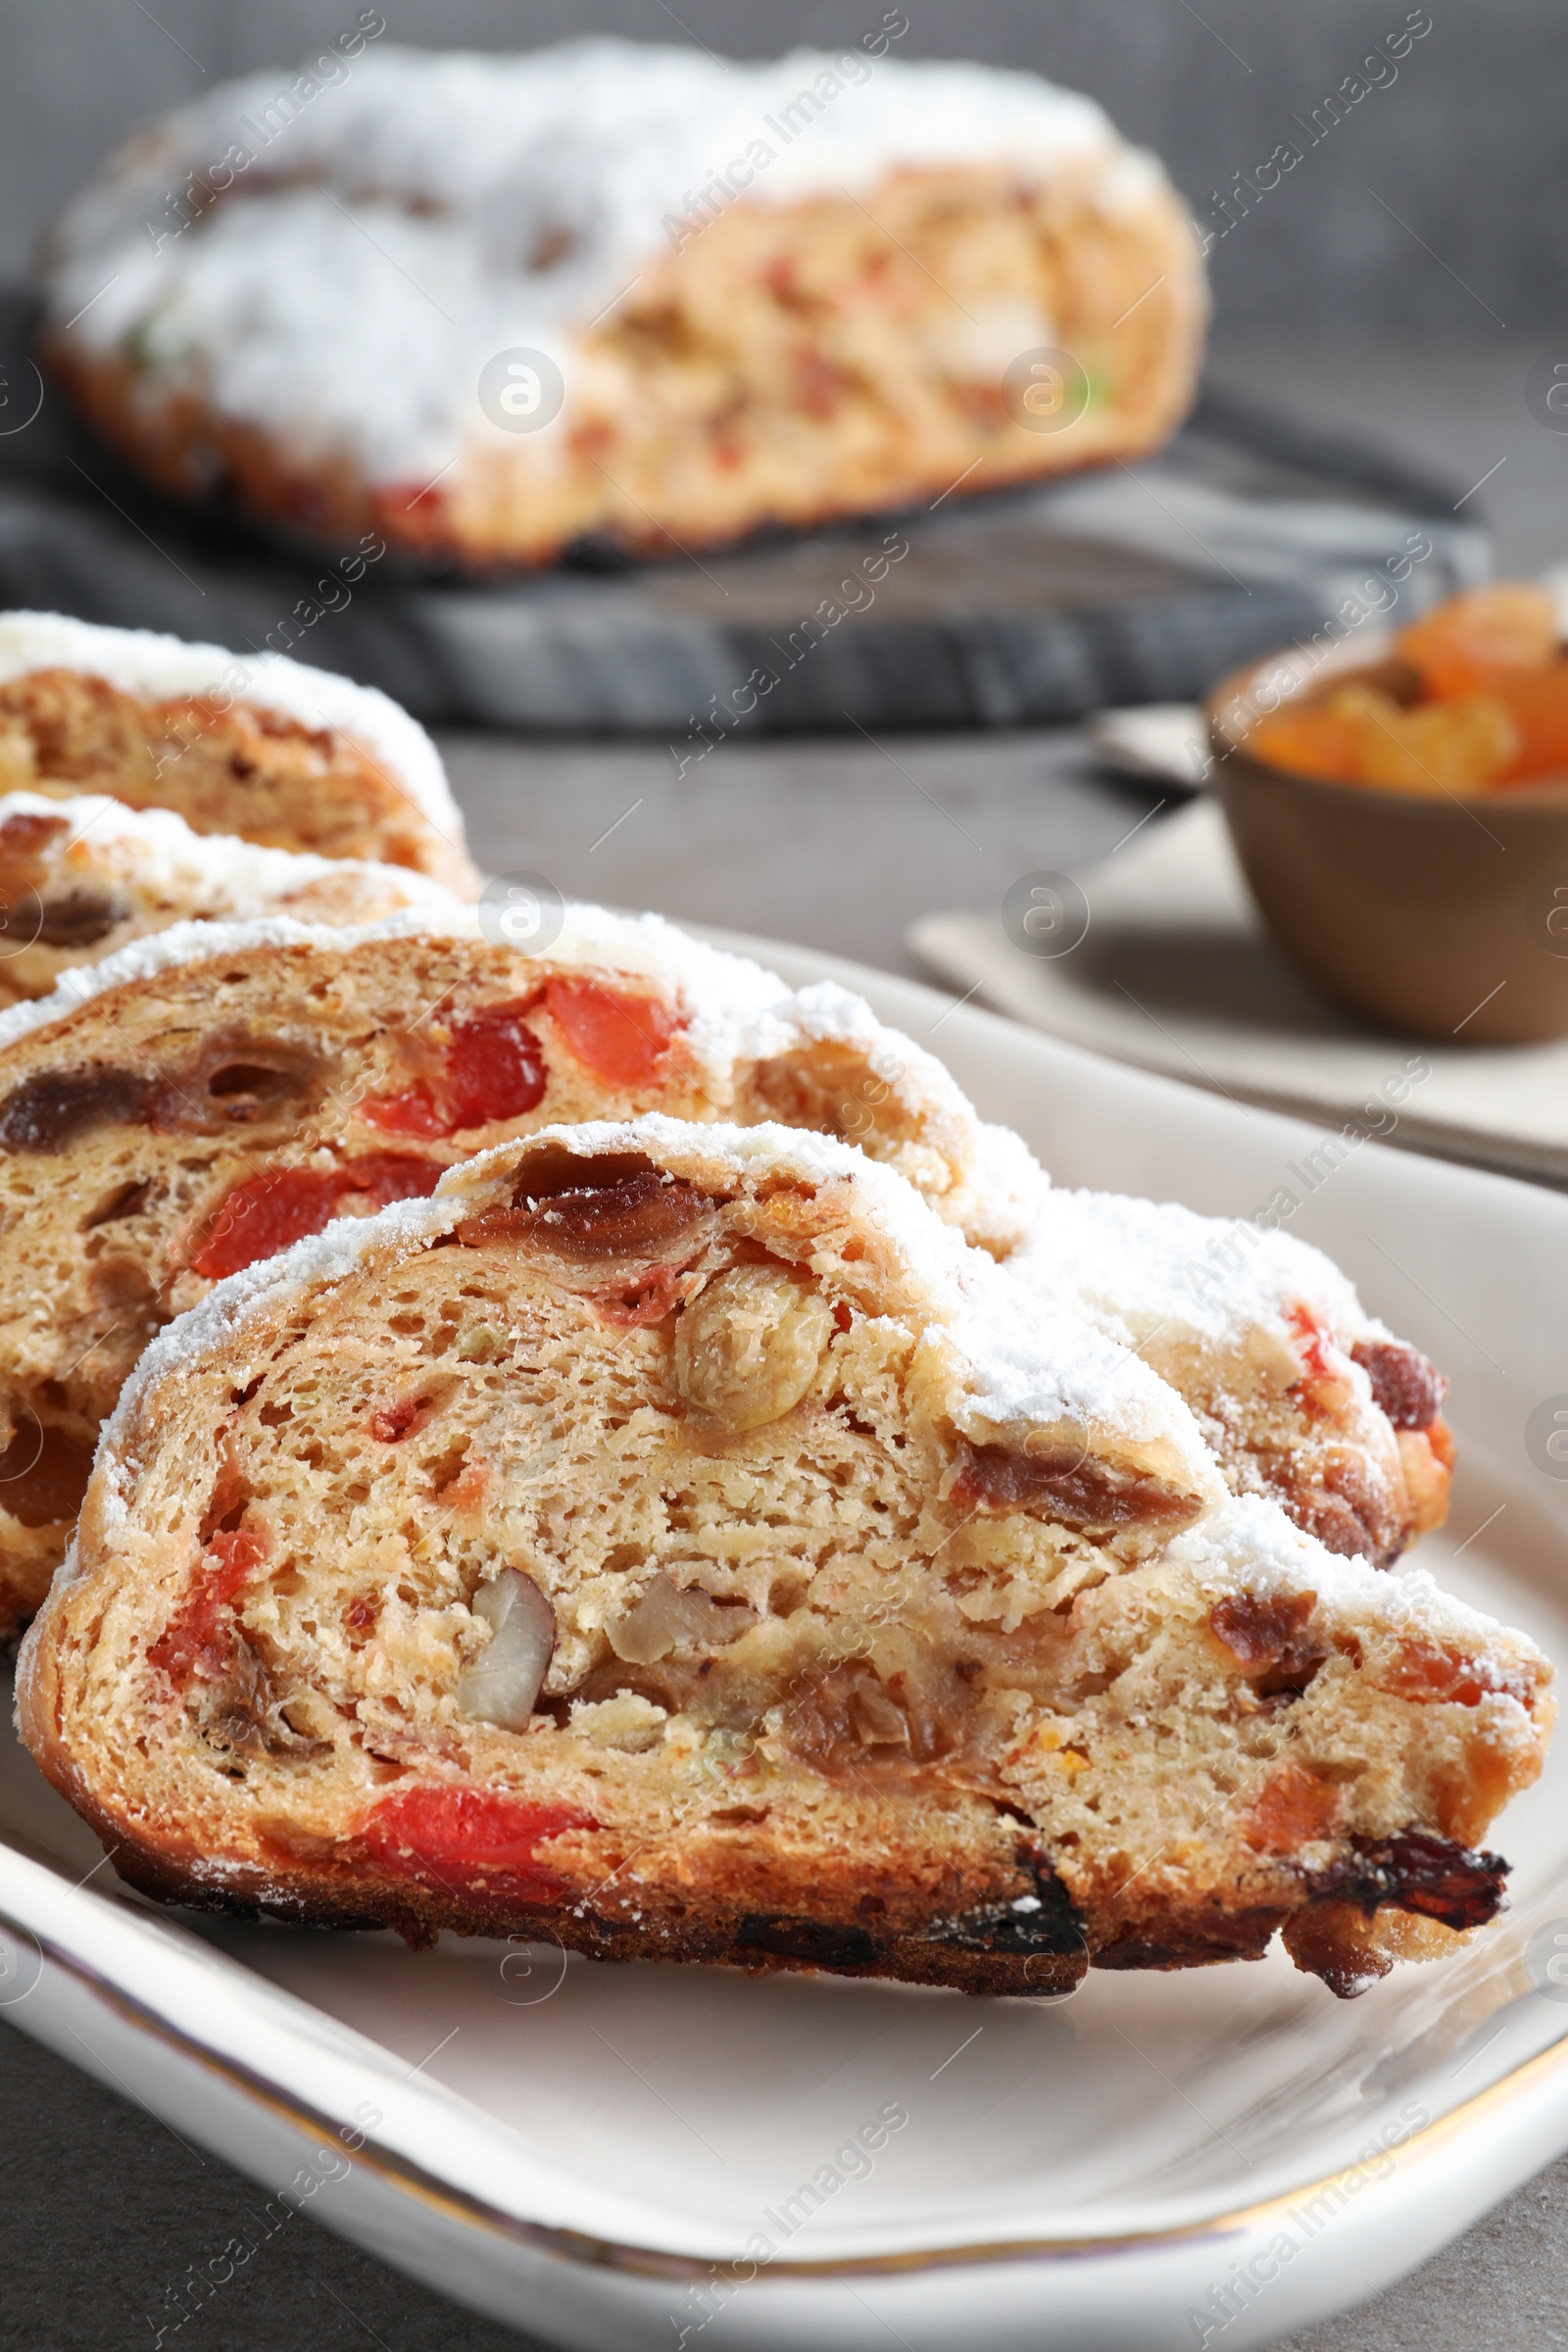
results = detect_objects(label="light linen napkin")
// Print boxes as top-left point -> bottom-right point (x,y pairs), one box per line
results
909,797 -> 1568,1187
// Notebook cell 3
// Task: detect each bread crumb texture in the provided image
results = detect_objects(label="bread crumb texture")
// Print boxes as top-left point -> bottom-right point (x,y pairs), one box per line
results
0,917 -> 1035,1624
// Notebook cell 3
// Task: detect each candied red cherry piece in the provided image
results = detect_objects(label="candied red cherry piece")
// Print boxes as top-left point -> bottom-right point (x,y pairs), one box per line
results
542,977 -> 676,1089
188,1154 -> 442,1279
1397,582 -> 1558,698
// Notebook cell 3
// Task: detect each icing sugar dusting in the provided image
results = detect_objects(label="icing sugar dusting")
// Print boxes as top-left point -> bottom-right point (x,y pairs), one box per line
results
1011,1187 -> 1375,1349
44,38 -> 1173,481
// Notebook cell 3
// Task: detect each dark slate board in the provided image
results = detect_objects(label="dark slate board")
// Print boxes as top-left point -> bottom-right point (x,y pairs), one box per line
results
0,294 -> 1485,735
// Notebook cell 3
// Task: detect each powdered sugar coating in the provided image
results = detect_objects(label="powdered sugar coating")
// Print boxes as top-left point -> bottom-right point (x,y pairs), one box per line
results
1010,1187 -> 1384,1353
1170,1491 -> 1541,1692
0,612 -> 463,843
0,790 -> 462,914
43,39 -> 1177,483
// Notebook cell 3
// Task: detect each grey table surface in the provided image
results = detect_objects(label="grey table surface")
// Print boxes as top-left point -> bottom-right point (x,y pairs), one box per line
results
6,332 -> 1568,2352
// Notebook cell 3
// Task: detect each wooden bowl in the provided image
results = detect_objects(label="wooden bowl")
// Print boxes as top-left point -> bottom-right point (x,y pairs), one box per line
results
1207,634 -> 1568,1044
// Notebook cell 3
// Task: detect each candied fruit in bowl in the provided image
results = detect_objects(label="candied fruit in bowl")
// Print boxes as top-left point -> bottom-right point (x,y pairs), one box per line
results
1250,685 -> 1518,794
1245,580 -> 1568,793
1396,582 -> 1559,698
1490,665 -> 1568,782
1243,702 -> 1367,783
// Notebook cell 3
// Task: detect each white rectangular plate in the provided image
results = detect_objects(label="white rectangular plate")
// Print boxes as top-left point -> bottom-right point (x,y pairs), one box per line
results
4,931 -> 1567,2352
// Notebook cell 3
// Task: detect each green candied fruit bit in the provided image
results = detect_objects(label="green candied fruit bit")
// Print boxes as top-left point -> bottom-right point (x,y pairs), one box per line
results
457,1323 -> 509,1363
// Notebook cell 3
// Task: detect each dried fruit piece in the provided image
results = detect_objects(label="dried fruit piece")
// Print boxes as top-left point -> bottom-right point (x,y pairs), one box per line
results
0,810 -> 67,859
188,1154 -> 442,1280
950,1439 -> 1204,1539
1351,691 -> 1517,793
520,1165 -> 707,1258
542,977 -> 677,1088
357,1787 -> 595,1901
147,1527 -> 267,1689
674,1263 -> 833,1430
0,1066 -> 156,1153
33,890 -> 124,948
465,1158 -> 715,1269
1490,664 -> 1568,781
1350,1337 -> 1447,1430
369,1396 -> 426,1444
1309,1829 -> 1508,1932
1245,1763 -> 1342,1851
364,1002 -> 547,1137
1372,1637 -> 1536,1710
1209,1590 -> 1316,1668
444,1002 -> 549,1127
1250,683 -> 1519,794
1397,582 -> 1558,698
1248,702 -> 1369,783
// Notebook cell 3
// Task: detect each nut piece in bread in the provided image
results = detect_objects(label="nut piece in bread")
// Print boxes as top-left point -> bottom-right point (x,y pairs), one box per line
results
0,792 -> 463,1006
19,1120 -> 1549,2000
39,45 -> 1205,568
0,908 -> 1036,1627
0,613 -> 476,893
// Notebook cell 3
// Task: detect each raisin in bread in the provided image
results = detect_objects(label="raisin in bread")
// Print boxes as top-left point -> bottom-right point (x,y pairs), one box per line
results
39,43 -> 1204,567
1009,1191 -> 1452,1568
0,613 -> 475,892
0,907 -> 1037,1626
18,1120 -> 1550,1999
0,792 -> 462,1005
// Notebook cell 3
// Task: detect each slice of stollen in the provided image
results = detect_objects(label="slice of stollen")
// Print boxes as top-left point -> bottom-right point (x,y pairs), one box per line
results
0,906 -> 1038,1626
0,612 -> 476,894
0,790 -> 463,1007
19,1119 -> 1552,1999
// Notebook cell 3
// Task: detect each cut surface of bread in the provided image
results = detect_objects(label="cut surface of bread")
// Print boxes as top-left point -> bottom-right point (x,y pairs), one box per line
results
19,1120 -> 1550,2001
0,909 -> 1039,1626
0,613 -> 475,892
0,792 -> 462,1005
1009,1191 -> 1453,1571
39,43 -> 1204,567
